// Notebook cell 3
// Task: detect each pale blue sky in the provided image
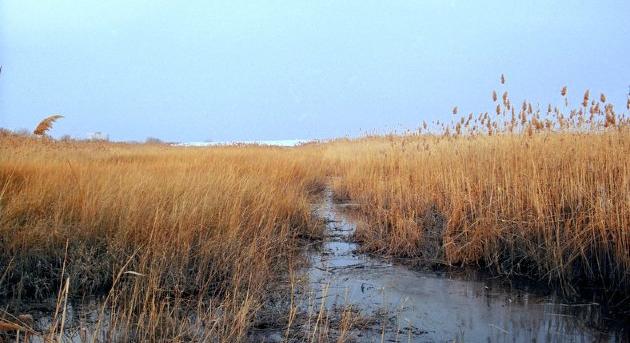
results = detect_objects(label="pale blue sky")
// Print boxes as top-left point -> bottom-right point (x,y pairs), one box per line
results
1,1 -> 629,142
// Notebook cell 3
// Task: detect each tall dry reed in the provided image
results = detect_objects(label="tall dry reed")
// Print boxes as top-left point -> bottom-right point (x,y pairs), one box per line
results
324,83 -> 630,308
0,134 -> 325,341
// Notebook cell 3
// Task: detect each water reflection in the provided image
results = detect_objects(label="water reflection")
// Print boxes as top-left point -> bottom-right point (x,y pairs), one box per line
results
306,189 -> 627,342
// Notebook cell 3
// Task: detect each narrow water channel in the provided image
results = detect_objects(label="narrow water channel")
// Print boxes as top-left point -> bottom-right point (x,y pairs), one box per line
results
7,189 -> 627,342
305,188 -> 627,342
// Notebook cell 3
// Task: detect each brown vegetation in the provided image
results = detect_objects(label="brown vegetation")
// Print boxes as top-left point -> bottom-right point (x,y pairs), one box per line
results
1,80 -> 629,340
323,83 -> 630,308
33,114 -> 64,136
0,134 -> 325,341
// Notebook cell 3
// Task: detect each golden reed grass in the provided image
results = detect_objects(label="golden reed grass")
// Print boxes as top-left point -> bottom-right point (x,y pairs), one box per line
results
32,114 -> 64,136
1,79 -> 629,339
0,134 -> 325,341
323,84 -> 630,309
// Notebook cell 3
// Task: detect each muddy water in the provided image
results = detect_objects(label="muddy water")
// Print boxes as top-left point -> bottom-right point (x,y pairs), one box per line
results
306,188 -> 627,342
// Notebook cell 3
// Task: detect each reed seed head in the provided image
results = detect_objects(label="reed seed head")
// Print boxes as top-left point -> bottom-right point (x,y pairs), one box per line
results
582,89 -> 590,107
33,114 -> 64,136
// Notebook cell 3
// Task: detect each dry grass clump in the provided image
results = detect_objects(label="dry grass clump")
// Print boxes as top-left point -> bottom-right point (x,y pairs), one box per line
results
0,135 -> 325,341
324,82 -> 630,305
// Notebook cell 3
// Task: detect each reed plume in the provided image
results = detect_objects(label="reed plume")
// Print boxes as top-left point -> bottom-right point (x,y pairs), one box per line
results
582,89 -> 590,107
33,114 -> 64,136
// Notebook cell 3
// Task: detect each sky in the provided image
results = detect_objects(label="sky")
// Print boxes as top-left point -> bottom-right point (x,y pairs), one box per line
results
0,1 -> 629,142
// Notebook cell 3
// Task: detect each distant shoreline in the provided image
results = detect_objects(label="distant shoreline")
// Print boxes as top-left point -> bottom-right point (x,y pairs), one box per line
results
174,139 -> 313,147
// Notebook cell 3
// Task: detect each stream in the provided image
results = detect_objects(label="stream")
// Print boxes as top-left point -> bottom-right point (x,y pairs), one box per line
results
304,188 -> 628,342
4,189 -> 627,342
